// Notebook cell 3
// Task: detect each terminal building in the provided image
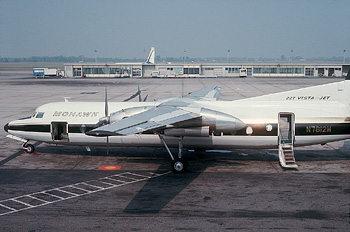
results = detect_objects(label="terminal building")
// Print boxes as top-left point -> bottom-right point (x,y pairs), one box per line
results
64,48 -> 350,78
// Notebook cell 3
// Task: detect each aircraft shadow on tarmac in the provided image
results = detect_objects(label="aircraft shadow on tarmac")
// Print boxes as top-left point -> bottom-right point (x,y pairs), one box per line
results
123,163 -> 208,214
2,143 -> 349,214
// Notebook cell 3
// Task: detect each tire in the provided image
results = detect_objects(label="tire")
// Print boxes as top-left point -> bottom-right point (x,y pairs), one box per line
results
25,144 -> 35,153
171,158 -> 188,173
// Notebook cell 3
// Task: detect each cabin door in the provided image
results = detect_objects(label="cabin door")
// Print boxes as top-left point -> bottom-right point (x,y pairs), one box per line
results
278,113 -> 295,145
51,122 -> 69,141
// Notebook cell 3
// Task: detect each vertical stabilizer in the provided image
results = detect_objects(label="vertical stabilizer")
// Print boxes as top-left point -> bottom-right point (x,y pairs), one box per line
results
146,47 -> 155,64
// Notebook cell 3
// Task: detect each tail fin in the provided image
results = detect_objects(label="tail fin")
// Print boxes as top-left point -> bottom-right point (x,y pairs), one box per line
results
239,79 -> 350,104
146,47 -> 155,64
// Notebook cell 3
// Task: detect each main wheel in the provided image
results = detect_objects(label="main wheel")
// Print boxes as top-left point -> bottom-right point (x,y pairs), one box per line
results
24,144 -> 35,153
171,158 -> 188,173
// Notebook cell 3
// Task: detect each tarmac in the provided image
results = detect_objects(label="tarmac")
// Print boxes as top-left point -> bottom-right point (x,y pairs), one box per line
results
0,71 -> 349,231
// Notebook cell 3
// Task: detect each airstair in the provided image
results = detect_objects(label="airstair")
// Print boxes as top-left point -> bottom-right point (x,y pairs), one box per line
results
278,113 -> 298,169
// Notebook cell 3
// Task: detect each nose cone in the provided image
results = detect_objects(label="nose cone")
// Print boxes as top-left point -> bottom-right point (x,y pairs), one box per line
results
4,123 -> 9,132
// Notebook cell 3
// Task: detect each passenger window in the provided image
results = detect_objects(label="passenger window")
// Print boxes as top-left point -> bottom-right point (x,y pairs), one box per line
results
36,112 -> 44,118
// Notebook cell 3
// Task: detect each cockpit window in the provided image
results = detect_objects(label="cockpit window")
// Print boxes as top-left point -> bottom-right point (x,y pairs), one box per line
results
36,112 -> 44,118
32,112 -> 37,118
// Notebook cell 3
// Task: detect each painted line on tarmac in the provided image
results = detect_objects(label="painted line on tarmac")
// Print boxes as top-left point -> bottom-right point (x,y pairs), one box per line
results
0,171 -> 171,217
230,80 -> 240,90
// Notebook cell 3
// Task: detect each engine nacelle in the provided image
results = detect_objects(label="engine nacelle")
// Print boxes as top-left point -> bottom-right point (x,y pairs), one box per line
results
200,108 -> 246,134
164,126 -> 209,137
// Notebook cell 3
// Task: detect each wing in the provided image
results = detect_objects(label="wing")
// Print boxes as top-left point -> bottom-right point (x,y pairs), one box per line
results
86,106 -> 200,136
185,86 -> 221,100
86,86 -> 220,137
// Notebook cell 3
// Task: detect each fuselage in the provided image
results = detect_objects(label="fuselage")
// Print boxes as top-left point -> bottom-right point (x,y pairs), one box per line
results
5,80 -> 350,150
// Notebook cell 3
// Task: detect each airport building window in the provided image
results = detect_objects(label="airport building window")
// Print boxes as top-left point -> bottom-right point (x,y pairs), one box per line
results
73,68 -> 82,77
225,68 -> 239,73
82,67 -> 135,76
205,68 -> 214,70
253,67 -> 303,75
305,68 -> 314,76
184,68 -> 199,74
132,68 -> 141,76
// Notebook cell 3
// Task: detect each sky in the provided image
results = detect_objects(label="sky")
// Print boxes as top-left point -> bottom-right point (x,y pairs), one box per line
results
1,0 -> 350,59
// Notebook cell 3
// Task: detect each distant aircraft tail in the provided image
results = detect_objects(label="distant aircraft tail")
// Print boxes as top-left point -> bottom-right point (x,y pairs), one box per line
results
146,47 -> 155,64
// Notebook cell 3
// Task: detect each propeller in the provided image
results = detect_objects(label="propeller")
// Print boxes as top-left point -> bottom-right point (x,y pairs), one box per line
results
93,87 -> 110,155
138,85 -> 142,102
93,86 -> 148,155
123,86 -> 142,102
123,85 -> 148,102
143,94 -> 148,102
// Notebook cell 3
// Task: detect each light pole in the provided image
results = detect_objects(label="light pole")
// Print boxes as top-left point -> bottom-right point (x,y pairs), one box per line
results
227,49 -> 230,63
183,49 -> 186,64
94,50 -> 98,63
290,49 -> 293,64
344,49 -> 346,64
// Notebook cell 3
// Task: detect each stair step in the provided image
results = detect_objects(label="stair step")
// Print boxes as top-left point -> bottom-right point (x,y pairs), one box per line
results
279,140 -> 297,169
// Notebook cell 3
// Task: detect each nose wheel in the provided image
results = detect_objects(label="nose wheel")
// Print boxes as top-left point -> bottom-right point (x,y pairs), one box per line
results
22,142 -> 35,153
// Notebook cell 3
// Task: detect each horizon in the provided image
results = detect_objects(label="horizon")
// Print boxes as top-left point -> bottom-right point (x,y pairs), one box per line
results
1,0 -> 350,59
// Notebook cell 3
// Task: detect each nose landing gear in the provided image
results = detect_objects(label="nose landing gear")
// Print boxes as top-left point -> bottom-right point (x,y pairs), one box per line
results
22,141 -> 35,153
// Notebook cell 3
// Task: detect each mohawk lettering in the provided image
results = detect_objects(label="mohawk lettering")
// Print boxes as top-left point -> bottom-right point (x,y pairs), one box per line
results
53,111 -> 99,118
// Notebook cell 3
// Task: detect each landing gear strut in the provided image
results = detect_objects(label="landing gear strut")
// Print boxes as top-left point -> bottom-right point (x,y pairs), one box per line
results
159,135 -> 188,173
22,141 -> 35,153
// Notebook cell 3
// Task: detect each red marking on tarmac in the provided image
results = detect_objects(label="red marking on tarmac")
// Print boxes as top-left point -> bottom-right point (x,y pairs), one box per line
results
23,151 -> 38,154
98,165 -> 121,171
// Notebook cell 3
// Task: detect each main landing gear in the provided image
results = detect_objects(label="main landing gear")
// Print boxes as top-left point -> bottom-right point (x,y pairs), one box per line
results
159,135 -> 188,173
22,141 -> 35,153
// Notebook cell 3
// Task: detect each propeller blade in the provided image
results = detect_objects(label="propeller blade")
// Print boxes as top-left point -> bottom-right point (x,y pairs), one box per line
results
123,88 -> 142,102
106,136 -> 109,156
143,94 -> 148,102
138,85 -> 142,102
105,87 -> 109,117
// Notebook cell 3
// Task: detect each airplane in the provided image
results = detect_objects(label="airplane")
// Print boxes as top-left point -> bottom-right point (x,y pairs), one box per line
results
4,77 -> 350,173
